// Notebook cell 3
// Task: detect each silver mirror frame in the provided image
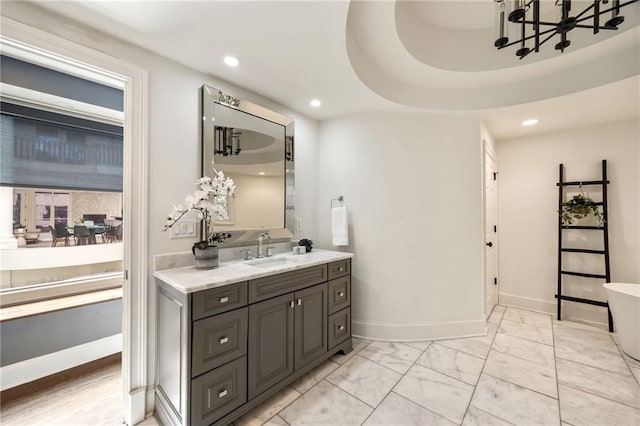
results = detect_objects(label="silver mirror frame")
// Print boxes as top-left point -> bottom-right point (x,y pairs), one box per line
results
201,84 -> 295,246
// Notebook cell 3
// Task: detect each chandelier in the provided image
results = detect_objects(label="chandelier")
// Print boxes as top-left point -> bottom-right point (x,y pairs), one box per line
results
214,126 -> 241,156
494,0 -> 638,59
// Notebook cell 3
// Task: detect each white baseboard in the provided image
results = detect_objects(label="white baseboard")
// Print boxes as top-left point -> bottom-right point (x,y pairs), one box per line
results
0,333 -> 122,391
124,385 -> 147,426
499,292 -> 608,326
352,318 -> 486,341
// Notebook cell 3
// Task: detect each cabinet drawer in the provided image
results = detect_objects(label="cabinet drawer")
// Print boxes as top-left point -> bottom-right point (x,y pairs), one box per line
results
190,356 -> 247,426
192,282 -> 248,321
192,307 -> 247,378
249,264 -> 327,303
328,276 -> 350,315
327,259 -> 350,280
328,308 -> 351,350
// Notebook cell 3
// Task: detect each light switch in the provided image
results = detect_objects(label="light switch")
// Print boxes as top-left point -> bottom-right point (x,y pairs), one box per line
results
296,217 -> 302,232
170,219 -> 197,239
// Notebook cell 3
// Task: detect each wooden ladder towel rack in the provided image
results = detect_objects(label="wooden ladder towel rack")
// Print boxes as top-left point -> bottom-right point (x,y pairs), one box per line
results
555,159 -> 613,332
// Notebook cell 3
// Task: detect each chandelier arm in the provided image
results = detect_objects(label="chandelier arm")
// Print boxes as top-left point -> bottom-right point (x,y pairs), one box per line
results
573,2 -> 596,20
534,0 -> 540,52
573,23 -> 618,29
497,26 -> 557,49
592,0 -> 639,16
519,30 -> 556,59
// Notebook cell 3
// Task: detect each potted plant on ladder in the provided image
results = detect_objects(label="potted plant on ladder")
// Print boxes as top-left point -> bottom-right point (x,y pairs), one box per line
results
559,193 -> 604,227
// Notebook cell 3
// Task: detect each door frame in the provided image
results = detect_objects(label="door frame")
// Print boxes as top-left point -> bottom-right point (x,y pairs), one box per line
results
1,17 -> 149,424
483,138 -> 499,317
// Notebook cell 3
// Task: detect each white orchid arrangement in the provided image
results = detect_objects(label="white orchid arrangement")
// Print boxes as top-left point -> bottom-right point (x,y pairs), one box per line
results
164,169 -> 236,246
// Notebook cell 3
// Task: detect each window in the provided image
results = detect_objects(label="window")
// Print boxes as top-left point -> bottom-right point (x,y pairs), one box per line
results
35,191 -> 70,234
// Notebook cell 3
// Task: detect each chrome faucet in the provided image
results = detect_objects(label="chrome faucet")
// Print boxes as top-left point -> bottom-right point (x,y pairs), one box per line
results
257,232 -> 271,258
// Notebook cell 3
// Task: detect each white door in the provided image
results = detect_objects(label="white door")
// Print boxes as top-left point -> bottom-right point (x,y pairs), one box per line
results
485,145 -> 499,315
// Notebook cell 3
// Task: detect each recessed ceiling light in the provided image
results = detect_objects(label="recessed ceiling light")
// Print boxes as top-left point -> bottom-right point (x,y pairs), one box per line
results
258,171 -> 265,176
310,99 -> 322,108
224,56 -> 239,67
522,118 -> 539,126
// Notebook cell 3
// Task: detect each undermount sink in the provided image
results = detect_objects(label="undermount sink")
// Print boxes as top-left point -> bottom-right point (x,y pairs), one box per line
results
246,257 -> 297,268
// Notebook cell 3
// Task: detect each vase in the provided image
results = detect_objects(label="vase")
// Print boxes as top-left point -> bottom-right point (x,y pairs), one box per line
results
193,244 -> 219,270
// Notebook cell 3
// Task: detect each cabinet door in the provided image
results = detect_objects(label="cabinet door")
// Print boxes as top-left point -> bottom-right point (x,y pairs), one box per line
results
294,283 -> 328,371
248,293 -> 294,400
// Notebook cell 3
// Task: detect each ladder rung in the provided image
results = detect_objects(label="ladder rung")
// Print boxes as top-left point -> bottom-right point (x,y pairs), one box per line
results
557,180 -> 609,187
561,248 -> 606,254
561,271 -> 607,279
554,294 -> 608,307
561,226 -> 604,230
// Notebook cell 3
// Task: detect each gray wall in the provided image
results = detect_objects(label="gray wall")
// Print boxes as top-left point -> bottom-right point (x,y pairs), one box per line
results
0,299 -> 122,367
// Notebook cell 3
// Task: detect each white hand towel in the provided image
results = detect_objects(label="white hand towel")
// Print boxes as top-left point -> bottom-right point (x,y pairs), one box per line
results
332,206 -> 349,246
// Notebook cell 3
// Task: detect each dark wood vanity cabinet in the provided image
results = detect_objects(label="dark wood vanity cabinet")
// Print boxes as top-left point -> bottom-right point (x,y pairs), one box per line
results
155,258 -> 352,426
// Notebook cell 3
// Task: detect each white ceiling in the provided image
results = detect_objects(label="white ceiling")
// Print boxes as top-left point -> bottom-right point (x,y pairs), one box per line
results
24,0 -> 640,140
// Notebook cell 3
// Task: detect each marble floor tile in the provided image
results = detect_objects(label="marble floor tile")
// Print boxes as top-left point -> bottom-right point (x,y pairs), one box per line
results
416,343 -> 484,385
358,341 -> 423,374
503,307 -> 552,329
492,305 -> 507,313
554,335 -> 629,375
484,350 -> 557,398
556,358 -> 640,409
279,380 -> 372,425
263,415 -> 288,426
488,310 -> 504,325
499,319 -> 553,346
631,367 -> 640,384
471,374 -> 560,426
559,384 -> 640,426
330,338 -> 370,365
492,333 -> 555,367
553,323 -> 615,351
437,335 -> 493,359
363,392 -> 455,426
552,318 -> 608,334
234,386 -> 300,426
326,355 -> 402,407
406,341 -> 432,351
624,352 -> 640,369
462,405 -> 514,426
393,363 -> 474,424
290,359 -> 340,394
486,322 -> 498,338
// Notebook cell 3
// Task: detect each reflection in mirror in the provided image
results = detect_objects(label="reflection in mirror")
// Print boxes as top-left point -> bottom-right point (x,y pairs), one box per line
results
201,85 -> 295,243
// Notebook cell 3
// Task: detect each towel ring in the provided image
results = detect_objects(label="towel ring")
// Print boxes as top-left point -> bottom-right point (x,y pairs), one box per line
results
330,195 -> 344,209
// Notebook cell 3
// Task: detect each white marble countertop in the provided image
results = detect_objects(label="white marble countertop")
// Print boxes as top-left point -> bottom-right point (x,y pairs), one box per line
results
154,249 -> 354,294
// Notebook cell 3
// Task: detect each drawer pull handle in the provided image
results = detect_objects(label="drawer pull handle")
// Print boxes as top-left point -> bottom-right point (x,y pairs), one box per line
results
219,336 -> 229,344
219,389 -> 228,399
219,296 -> 229,303
338,325 -> 345,331
337,292 -> 345,297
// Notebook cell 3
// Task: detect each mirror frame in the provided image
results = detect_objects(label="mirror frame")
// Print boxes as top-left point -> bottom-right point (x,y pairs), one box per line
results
201,84 -> 295,246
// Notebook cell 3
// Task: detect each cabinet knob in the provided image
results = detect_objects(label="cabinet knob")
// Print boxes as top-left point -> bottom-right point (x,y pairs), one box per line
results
218,389 -> 228,399
337,292 -> 344,297
219,336 -> 229,345
338,267 -> 344,272
338,325 -> 345,331
290,301 -> 295,308
219,296 -> 229,303
297,299 -> 302,306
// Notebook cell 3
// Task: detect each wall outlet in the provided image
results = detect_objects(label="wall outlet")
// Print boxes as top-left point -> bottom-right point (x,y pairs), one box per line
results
170,219 -> 197,239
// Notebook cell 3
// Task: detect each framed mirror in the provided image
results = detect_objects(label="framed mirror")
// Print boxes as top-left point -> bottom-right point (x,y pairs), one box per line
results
201,85 -> 295,244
